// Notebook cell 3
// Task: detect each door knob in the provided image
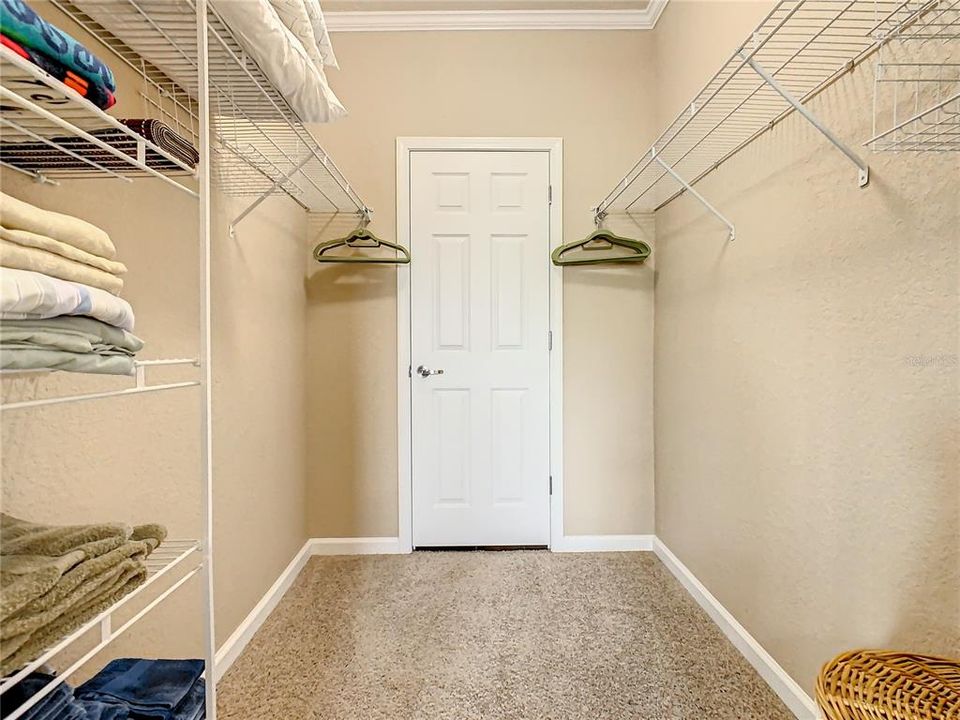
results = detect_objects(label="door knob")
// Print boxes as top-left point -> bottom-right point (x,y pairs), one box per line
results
416,365 -> 444,378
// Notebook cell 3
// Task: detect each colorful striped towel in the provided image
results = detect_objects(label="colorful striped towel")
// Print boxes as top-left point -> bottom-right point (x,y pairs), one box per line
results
0,0 -> 116,93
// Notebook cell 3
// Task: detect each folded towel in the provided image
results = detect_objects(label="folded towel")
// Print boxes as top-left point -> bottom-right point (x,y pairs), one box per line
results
1,227 -> 127,276
1,240 -> 124,294
0,516 -> 166,674
77,659 -> 204,720
0,550 -> 89,620
1,514 -> 130,557
0,0 -> 116,92
1,268 -> 135,331
0,123 -> 198,174
0,672 -> 74,720
2,565 -> 146,673
1,316 -> 144,356
0,34 -> 115,110
0,192 -> 115,259
2,538 -> 160,639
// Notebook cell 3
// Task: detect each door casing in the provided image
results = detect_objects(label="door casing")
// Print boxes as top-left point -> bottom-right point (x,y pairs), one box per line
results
396,137 -> 564,552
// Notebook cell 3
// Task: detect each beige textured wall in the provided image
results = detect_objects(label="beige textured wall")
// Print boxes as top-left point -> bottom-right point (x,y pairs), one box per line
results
0,2 -> 309,666
653,0 -> 960,694
306,30 -> 658,538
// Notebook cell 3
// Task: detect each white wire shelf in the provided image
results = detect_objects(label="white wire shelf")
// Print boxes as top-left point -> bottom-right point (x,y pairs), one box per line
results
0,46 -> 198,195
0,358 -> 199,411
595,0 -> 902,230
869,0 -> 959,41
52,0 -> 370,228
0,539 -> 201,720
867,0 -> 959,151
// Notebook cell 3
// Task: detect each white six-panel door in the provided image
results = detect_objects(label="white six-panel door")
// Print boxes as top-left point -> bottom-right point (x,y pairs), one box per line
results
410,150 -> 551,547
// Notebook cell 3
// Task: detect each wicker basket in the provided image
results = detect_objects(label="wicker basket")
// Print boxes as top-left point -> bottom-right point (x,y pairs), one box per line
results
816,650 -> 960,720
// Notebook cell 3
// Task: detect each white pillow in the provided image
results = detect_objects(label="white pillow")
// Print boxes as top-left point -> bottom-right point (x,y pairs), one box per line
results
268,0 -> 326,71
303,0 -> 339,70
211,0 -> 346,122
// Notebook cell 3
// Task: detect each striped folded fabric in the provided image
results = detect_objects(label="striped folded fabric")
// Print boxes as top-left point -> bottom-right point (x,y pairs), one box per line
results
0,34 -> 116,109
0,119 -> 199,173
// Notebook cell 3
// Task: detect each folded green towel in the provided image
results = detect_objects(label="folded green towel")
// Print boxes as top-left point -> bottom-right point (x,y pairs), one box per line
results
1,514 -> 130,557
0,515 -> 167,674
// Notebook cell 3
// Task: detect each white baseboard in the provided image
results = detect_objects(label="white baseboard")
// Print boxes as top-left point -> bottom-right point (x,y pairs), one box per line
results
652,538 -> 819,720
552,534 -> 655,553
213,537 -> 404,678
214,539 -> 313,680
309,537 -> 404,555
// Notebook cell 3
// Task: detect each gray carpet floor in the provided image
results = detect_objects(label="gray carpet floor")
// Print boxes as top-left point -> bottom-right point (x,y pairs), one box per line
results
218,551 -> 794,719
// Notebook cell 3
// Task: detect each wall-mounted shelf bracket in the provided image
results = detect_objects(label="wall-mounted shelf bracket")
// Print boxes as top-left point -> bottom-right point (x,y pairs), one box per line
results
228,154 -> 314,238
737,50 -> 870,188
650,147 -> 736,241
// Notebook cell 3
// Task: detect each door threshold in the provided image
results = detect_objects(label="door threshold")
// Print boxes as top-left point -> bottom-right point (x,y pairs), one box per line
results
415,545 -> 549,552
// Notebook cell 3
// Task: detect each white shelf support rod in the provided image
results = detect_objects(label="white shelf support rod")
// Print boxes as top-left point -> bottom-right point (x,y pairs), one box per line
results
738,50 -> 870,188
650,147 -> 736,241
196,0 -> 218,717
228,153 -> 314,236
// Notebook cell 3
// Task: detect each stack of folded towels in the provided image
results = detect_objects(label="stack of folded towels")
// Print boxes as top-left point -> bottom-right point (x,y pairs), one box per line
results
0,514 -> 166,675
4,659 -> 205,720
0,191 -> 143,375
0,0 -> 118,110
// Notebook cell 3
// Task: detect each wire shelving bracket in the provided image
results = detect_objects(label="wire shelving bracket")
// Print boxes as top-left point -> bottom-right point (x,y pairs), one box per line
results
594,0 -> 900,230
650,147 -> 737,240
738,49 -> 871,187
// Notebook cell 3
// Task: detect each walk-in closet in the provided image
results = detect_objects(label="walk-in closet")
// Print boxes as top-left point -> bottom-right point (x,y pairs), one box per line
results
1,1 -> 957,719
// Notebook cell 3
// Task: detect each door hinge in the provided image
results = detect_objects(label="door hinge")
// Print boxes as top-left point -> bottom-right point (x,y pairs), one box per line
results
549,475 -> 553,495
408,364 -> 412,378
548,330 -> 553,351
548,185 -> 553,205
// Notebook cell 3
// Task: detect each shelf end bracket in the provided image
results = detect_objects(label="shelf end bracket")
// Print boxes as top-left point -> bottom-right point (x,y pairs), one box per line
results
228,154 -> 314,238
739,51 -> 869,189
650,148 -> 736,241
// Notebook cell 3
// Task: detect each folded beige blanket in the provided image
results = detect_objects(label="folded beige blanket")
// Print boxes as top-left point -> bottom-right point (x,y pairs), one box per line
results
0,192 -> 116,259
0,514 -> 167,674
1,227 -> 126,276
1,240 -> 123,294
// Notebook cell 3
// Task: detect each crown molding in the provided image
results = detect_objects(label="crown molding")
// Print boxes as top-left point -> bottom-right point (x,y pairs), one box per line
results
326,1 -> 669,32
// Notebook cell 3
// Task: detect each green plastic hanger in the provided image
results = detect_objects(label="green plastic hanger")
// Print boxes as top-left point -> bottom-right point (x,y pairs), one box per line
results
551,215 -> 651,267
313,217 -> 411,265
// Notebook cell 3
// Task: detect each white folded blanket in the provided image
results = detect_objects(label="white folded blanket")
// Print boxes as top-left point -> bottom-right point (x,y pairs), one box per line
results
0,192 -> 116,260
1,240 -> 124,294
1,268 -> 135,331
1,227 -> 127,276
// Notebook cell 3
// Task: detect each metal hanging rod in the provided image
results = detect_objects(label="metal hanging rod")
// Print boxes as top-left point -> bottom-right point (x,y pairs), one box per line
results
595,0 -> 902,224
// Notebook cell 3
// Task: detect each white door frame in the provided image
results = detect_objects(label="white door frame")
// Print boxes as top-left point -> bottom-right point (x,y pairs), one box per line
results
396,137 -> 564,552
